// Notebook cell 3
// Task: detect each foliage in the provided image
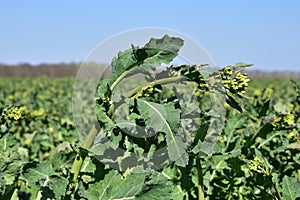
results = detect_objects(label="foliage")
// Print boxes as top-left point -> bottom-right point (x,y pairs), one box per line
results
0,35 -> 300,199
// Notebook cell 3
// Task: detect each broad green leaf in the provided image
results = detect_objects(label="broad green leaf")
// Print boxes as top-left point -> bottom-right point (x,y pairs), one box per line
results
96,35 -> 183,100
136,172 -> 173,200
171,186 -> 186,200
282,176 -> 300,200
85,170 -> 145,200
47,176 -> 68,199
23,161 -> 56,182
23,161 -> 68,199
136,100 -> 188,166
224,115 -> 247,151
208,150 -> 241,171
137,185 -> 173,200
0,135 -> 26,185
128,35 -> 184,77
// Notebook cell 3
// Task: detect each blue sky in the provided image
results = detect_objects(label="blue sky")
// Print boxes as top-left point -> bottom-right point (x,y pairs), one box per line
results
0,1 -> 299,71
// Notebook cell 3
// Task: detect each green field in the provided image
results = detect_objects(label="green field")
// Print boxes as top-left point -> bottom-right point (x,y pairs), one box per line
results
1,76 -> 300,199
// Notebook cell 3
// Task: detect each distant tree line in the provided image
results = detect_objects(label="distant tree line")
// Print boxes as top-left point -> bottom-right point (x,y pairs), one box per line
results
0,63 -> 80,77
246,69 -> 300,79
0,62 -> 299,78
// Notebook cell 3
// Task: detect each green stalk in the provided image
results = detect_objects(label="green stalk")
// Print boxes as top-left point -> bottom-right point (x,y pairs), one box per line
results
110,70 -> 130,92
270,176 -> 282,200
125,76 -> 184,97
70,125 -> 98,183
196,157 -> 205,200
238,187 -> 243,200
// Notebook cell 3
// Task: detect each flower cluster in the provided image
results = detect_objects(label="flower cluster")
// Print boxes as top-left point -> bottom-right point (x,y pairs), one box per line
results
137,85 -> 157,98
249,156 -> 270,176
287,130 -> 299,142
222,67 -> 233,76
272,114 -> 295,129
4,106 -> 25,120
221,67 -> 250,94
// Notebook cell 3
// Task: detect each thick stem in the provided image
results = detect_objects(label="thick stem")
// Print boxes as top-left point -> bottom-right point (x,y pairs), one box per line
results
70,125 -> 98,183
270,175 -> 282,200
196,157 -> 205,200
125,76 -> 184,97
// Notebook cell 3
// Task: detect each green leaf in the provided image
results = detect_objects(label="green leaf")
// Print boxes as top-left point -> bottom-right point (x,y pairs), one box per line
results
259,98 -> 270,117
85,170 -> 145,200
291,79 -> 300,93
226,94 -> 242,112
96,35 -> 184,100
128,35 -> 184,77
47,176 -> 68,199
224,115 -> 247,151
23,161 -> 68,199
0,135 -> 26,186
209,150 -> 241,171
232,62 -> 253,68
96,105 -> 112,123
191,122 -> 209,154
0,184 -> 16,200
282,176 -> 300,200
23,161 -> 56,182
242,122 -> 273,153
137,172 -> 173,200
137,100 -> 187,166
171,186 -> 186,200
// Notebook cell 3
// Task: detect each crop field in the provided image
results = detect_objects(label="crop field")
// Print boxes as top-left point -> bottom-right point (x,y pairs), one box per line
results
1,35 -> 300,200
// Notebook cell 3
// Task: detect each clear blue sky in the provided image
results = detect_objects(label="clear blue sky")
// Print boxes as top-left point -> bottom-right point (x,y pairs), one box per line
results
0,1 -> 299,71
